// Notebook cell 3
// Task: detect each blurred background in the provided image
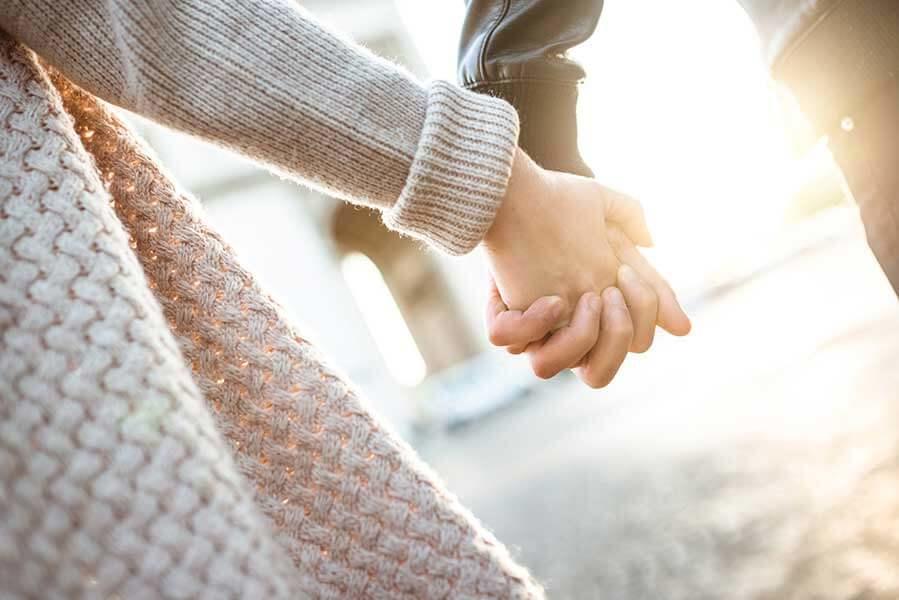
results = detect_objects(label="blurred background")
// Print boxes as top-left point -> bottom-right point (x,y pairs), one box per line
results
130,0 -> 899,597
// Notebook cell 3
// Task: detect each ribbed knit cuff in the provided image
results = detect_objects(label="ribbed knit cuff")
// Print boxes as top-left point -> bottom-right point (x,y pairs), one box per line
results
383,80 -> 520,255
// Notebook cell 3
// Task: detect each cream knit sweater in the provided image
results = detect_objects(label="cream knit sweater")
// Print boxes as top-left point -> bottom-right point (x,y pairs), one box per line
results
0,1 -> 543,598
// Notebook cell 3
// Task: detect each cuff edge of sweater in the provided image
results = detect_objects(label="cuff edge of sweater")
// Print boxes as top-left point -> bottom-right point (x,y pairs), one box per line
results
384,81 -> 519,255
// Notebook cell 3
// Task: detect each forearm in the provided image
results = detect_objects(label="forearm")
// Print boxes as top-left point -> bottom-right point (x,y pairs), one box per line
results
3,0 -> 519,254
459,0 -> 603,176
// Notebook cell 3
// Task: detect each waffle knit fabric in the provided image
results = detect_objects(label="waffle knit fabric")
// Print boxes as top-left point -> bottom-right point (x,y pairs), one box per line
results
0,5 -> 542,600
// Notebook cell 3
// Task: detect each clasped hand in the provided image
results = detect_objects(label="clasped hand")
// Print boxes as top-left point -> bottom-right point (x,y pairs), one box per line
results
481,149 -> 691,388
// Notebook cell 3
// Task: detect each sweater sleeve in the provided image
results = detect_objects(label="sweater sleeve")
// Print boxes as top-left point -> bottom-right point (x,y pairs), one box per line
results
1,0 -> 519,254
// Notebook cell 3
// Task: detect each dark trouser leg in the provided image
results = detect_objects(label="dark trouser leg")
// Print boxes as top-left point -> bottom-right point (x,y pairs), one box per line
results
755,0 -> 899,297
827,82 -> 899,296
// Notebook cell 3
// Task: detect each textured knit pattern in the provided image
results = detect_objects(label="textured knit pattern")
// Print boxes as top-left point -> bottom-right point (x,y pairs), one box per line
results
0,38 -> 306,600
385,81 -> 519,253
2,0 -> 519,254
0,37 -> 543,599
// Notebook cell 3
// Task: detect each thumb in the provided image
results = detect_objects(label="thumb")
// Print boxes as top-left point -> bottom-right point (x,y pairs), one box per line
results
602,186 -> 654,247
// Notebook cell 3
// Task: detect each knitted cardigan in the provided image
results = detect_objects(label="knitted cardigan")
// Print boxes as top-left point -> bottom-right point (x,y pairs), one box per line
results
0,2 -> 543,598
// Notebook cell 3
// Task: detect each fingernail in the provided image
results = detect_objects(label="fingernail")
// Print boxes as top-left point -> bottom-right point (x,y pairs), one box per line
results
588,294 -> 602,312
605,287 -> 625,306
547,296 -> 564,318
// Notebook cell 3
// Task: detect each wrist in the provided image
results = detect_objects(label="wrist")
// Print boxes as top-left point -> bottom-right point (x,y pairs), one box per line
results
485,147 -> 540,249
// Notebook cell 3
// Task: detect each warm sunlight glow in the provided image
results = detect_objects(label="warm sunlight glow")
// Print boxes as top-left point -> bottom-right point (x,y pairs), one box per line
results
341,252 -> 427,387
393,0 -> 845,294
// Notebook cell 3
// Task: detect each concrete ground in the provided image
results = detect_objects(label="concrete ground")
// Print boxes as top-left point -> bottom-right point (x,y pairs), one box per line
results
419,209 -> 899,599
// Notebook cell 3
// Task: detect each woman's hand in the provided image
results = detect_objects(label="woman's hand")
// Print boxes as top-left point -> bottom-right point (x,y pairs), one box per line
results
486,280 -> 636,387
483,149 -> 690,387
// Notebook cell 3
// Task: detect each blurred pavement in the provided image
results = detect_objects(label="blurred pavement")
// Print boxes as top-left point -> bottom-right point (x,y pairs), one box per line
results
419,207 -> 899,599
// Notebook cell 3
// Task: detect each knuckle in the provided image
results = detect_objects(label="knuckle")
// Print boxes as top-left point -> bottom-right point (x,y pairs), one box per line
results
536,313 -> 559,335
606,314 -> 633,337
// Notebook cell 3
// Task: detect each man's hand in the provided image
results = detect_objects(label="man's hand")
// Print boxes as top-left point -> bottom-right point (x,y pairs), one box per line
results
483,149 -> 690,387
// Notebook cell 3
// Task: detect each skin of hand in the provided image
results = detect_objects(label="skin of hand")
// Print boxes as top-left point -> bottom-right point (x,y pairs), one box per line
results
483,148 -> 691,388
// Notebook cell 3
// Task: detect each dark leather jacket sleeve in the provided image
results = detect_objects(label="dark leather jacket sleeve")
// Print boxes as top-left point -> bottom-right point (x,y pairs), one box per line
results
459,0 -> 604,177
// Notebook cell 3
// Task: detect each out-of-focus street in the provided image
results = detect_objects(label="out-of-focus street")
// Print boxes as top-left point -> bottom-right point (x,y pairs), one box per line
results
420,208 -> 899,599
